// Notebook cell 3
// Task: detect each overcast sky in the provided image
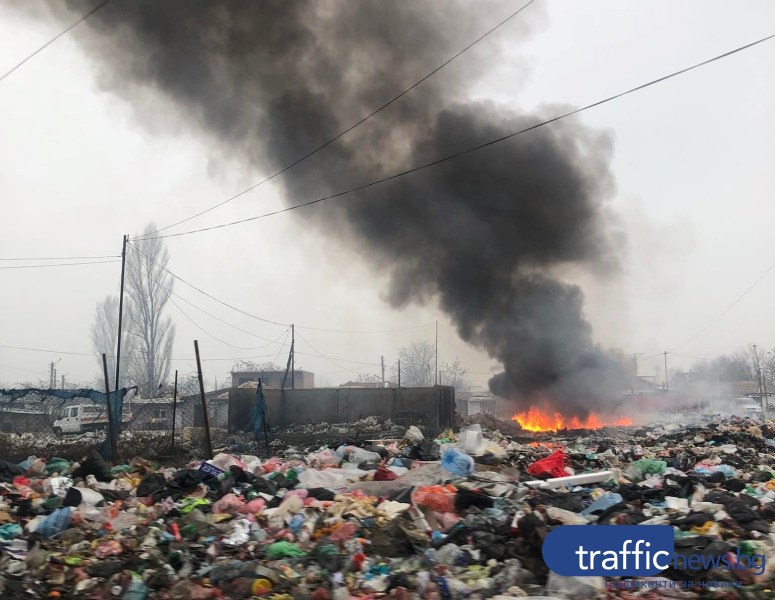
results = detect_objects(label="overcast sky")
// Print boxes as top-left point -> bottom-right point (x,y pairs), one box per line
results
1,1 -> 774,391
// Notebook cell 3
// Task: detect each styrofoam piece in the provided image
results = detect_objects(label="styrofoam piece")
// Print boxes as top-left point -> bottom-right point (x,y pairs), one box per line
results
523,470 -> 614,489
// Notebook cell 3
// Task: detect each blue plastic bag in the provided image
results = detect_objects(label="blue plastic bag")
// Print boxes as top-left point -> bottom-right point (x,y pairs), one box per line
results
580,492 -> 623,516
36,507 -> 72,538
441,448 -> 474,477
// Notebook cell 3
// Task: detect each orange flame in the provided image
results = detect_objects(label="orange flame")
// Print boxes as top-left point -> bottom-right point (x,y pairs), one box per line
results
512,407 -> 633,432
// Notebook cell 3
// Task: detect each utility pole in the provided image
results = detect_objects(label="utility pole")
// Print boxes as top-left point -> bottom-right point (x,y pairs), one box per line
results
194,340 -> 213,460
101,353 -> 118,463
114,234 -> 128,395
61,375 -> 65,389
50,359 -> 61,390
754,344 -> 764,412
435,320 -> 438,386
171,369 -> 178,448
291,324 -> 295,389
663,351 -> 669,393
631,353 -> 643,396
398,359 -> 401,388
381,355 -> 385,388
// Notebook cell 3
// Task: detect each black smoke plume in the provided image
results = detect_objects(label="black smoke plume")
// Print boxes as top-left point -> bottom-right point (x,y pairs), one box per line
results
38,0 -> 628,415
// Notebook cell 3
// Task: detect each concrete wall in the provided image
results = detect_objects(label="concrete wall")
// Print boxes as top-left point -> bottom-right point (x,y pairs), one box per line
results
229,386 -> 455,435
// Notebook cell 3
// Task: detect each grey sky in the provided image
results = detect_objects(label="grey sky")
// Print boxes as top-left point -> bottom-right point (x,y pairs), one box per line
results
1,1 -> 774,391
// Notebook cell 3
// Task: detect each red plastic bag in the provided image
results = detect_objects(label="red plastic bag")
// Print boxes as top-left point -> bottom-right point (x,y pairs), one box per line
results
374,465 -> 397,481
526,450 -> 567,479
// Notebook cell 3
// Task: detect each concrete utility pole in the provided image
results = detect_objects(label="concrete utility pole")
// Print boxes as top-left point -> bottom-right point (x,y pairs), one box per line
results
291,324 -> 295,390
398,359 -> 401,388
663,351 -> 669,392
381,355 -> 385,387
631,353 -> 643,396
754,345 -> 765,413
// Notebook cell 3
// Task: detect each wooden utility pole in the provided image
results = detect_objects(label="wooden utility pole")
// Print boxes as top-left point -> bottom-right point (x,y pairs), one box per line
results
101,353 -> 118,462
194,340 -> 213,459
171,370 -> 178,448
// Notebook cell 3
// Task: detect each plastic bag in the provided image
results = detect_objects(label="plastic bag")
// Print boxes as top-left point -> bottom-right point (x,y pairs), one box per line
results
266,541 -> 306,559
526,450 -> 568,479
459,425 -> 488,455
346,447 -> 381,466
413,484 -> 457,513
441,448 -> 475,477
404,426 -> 424,442
212,493 -> 246,514
297,468 -> 365,489
309,449 -> 341,468
633,458 -> 668,476
36,507 -> 72,538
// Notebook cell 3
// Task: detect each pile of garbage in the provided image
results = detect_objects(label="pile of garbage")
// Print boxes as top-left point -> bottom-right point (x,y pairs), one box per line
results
1,416 -> 775,598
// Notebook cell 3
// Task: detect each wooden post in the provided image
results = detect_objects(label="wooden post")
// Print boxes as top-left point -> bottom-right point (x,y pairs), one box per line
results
101,353 -> 118,463
194,340 -> 213,459
171,369 -> 178,448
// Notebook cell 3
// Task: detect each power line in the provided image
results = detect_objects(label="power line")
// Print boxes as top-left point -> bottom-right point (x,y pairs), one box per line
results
0,259 -> 120,270
297,322 -> 434,334
671,255 -> 775,351
138,33 -> 775,242
0,255 -> 118,261
0,0 -> 111,85
169,296 -> 285,352
139,0 -> 538,238
294,329 -> 361,374
0,343 -> 278,363
127,240 -> 432,334
124,253 -> 291,346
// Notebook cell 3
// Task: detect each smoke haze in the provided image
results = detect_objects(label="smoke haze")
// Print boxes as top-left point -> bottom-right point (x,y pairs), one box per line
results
33,0 -> 628,415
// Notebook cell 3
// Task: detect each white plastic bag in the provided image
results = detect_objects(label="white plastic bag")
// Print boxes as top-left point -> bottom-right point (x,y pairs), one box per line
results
459,425 -> 487,455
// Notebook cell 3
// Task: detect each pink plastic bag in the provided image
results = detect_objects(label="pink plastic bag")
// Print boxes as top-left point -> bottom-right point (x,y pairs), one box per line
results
212,493 -> 246,514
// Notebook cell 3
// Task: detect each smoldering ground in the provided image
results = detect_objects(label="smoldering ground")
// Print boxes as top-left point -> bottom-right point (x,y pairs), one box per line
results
30,0 -> 628,415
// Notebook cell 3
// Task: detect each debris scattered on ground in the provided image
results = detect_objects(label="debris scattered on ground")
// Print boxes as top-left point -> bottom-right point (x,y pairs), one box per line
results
0,414 -> 774,598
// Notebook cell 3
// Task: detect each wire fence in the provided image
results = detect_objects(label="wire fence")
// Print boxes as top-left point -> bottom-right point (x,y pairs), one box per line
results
0,379 -> 227,464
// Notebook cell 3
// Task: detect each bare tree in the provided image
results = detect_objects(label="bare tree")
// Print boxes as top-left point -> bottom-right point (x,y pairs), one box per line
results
395,340 -> 435,386
90,295 -> 134,389
126,223 -> 176,397
439,358 -> 470,392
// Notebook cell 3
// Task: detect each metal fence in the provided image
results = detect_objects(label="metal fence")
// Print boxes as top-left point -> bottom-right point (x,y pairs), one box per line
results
0,382 -> 223,464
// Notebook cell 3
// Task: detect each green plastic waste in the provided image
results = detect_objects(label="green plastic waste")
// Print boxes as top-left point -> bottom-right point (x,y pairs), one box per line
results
179,498 -> 211,514
266,541 -> 306,559
45,457 -> 70,475
111,464 -> 133,475
632,458 -> 667,476
0,523 -> 22,540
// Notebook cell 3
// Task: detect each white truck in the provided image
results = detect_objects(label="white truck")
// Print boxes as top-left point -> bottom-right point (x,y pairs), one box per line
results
52,404 -> 132,435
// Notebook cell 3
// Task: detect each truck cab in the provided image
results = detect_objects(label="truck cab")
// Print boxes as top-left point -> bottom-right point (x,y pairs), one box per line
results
52,404 -> 132,436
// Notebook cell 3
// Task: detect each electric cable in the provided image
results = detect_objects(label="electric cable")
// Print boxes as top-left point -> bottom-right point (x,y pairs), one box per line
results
0,0 -> 111,84
139,0 -> 538,238
139,33 -> 775,242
